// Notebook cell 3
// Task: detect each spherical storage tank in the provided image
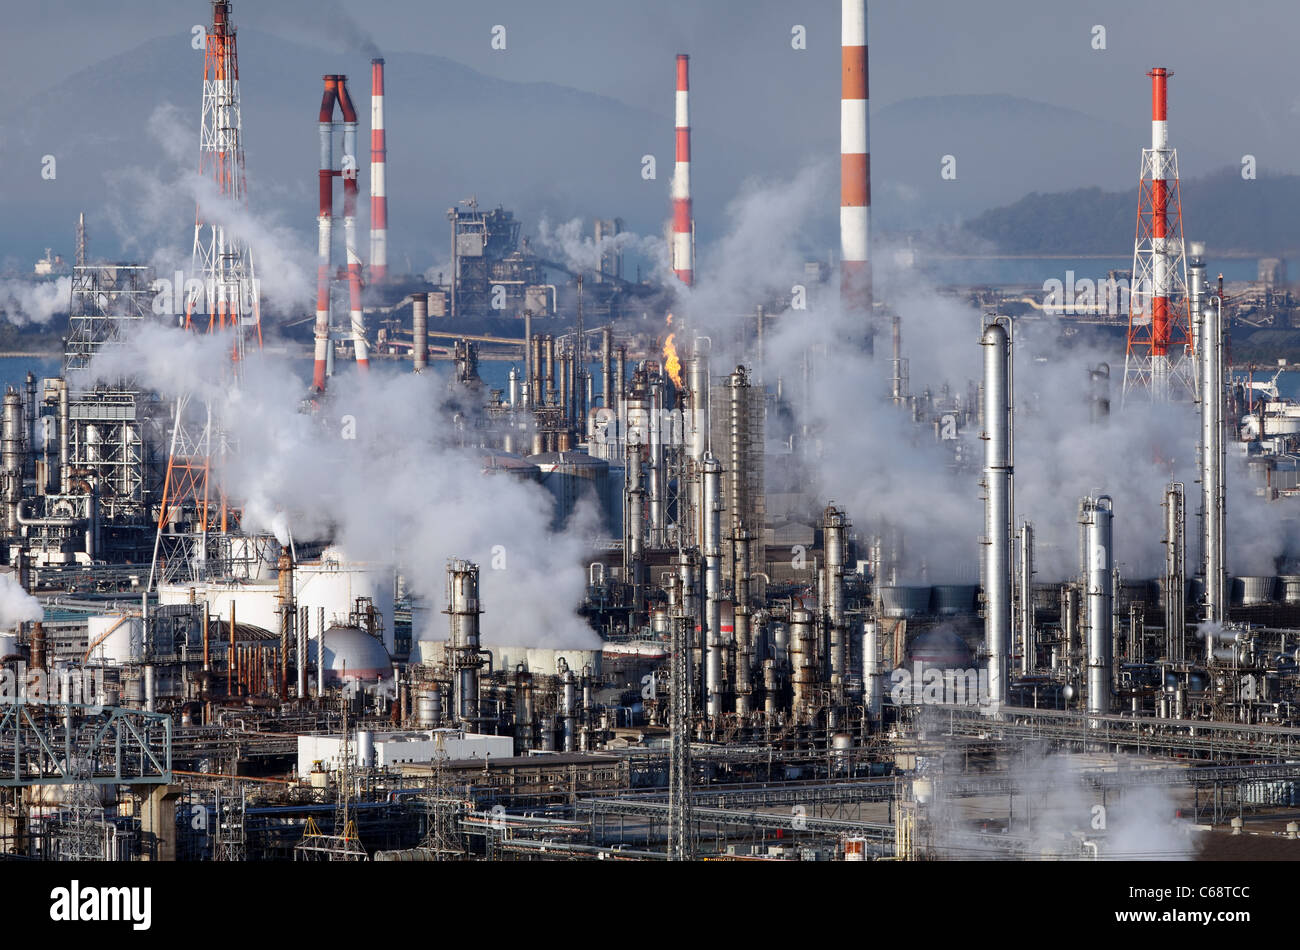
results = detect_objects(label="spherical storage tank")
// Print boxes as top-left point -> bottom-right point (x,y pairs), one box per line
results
308,625 -> 394,687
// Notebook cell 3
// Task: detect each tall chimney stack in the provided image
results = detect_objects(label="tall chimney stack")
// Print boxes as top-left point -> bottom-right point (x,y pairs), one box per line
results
314,75 -> 339,393
369,58 -> 388,281
840,1 -> 872,321
672,54 -> 694,287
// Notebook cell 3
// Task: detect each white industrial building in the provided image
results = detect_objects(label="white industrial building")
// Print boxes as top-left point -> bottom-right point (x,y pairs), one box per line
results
296,728 -> 512,778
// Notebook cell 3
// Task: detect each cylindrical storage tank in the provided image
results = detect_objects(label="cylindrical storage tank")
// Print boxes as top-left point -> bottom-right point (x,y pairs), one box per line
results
1238,576 -> 1276,605
124,678 -> 144,705
930,584 -> 977,616
1279,575 -> 1300,605
355,729 -> 375,767
1229,576 -> 1244,606
1186,576 -> 1205,608
295,546 -> 397,654
844,837 -> 867,862
0,633 -> 18,658
650,609 -> 669,637
879,586 -> 931,618
526,452 -> 614,534
85,615 -> 144,665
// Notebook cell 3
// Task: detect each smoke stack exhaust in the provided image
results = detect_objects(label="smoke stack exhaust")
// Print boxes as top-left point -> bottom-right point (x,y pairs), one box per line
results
314,75 -> 339,393
369,58 -> 388,281
840,1 -> 872,320
672,54 -> 694,287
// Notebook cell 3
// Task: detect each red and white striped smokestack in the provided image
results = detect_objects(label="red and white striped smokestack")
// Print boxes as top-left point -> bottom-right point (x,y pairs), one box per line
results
369,58 -> 388,281
314,75 -> 338,393
1149,67 -> 1170,373
337,77 -> 369,372
840,0 -> 872,316
671,54 -> 694,287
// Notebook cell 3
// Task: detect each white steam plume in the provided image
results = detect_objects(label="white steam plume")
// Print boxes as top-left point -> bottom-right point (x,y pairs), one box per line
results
0,277 -> 70,325
80,325 -> 599,649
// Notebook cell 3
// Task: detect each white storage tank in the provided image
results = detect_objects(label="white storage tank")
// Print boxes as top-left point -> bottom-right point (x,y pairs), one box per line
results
295,547 -> 396,654
85,614 -> 144,665
0,632 -> 18,659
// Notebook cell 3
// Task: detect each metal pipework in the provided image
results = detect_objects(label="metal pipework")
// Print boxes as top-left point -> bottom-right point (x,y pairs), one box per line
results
1061,584 -> 1078,670
445,559 -> 484,724
1018,521 -> 1035,675
701,454 -> 723,717
1163,482 -> 1186,662
863,620 -> 882,722
823,505 -> 848,682
648,380 -> 666,547
544,336 -> 556,406
980,321 -> 1012,706
623,439 -> 645,606
562,668 -> 577,752
1082,495 -> 1114,715
733,530 -> 753,716
686,344 -> 709,462
790,608 -> 816,725
677,549 -> 700,709
2,389 -> 23,536
58,381 -> 69,495
412,295 -> 428,372
1199,280 -> 1227,624
601,327 -> 613,409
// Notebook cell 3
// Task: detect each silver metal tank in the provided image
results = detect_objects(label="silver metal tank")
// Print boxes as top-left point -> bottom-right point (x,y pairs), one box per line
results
1083,495 -> 1114,715
931,585 -> 977,615
981,322 -> 1012,706
878,586 -> 931,618
1238,575 -> 1276,606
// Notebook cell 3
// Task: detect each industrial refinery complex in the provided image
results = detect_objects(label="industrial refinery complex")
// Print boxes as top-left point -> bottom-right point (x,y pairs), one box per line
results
3,2 -> 1300,895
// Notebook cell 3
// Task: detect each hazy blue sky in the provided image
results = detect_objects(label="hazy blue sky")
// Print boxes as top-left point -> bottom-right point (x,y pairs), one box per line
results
5,0 -> 1294,136
2,1 -> 1294,268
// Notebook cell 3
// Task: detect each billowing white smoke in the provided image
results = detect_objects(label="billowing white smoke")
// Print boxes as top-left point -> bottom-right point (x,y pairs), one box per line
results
0,276 -> 71,325
534,216 -> 668,279
677,161 -> 1290,583
922,748 -> 1193,860
104,104 -> 314,317
79,325 -> 600,648
0,572 -> 43,629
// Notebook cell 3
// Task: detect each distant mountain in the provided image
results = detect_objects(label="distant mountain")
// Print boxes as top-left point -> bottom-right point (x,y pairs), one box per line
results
869,94 -> 1138,233
0,28 -> 1166,272
963,168 -> 1300,256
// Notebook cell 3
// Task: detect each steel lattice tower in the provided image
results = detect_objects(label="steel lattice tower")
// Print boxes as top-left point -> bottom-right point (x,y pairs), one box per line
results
1122,67 -> 1194,404
151,0 -> 262,589
668,615 -> 694,859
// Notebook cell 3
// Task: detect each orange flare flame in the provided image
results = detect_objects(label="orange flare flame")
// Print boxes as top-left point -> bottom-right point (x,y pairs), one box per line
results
662,313 -> 682,386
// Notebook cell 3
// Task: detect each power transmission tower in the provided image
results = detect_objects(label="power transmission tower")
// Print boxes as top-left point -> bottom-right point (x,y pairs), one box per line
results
151,0 -> 263,589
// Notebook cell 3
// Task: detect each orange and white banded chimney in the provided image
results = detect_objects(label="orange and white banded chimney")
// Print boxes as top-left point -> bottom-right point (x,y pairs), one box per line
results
671,54 -> 694,287
840,0 -> 872,315
369,58 -> 388,281
315,75 -> 339,392
337,77 -> 369,373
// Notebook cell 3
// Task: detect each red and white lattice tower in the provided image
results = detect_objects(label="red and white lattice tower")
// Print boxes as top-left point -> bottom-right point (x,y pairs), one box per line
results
671,54 -> 694,287
151,0 -> 262,589
1123,67 -> 1194,404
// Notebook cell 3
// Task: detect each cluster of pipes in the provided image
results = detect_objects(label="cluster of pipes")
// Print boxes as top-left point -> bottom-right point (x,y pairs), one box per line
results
312,58 -> 388,394
979,239 -> 1231,716
393,558 -> 609,752
1,375 -> 98,564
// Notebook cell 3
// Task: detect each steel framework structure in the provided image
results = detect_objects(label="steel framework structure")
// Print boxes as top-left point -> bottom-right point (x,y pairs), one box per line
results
152,1 -> 263,589
0,703 -> 172,786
